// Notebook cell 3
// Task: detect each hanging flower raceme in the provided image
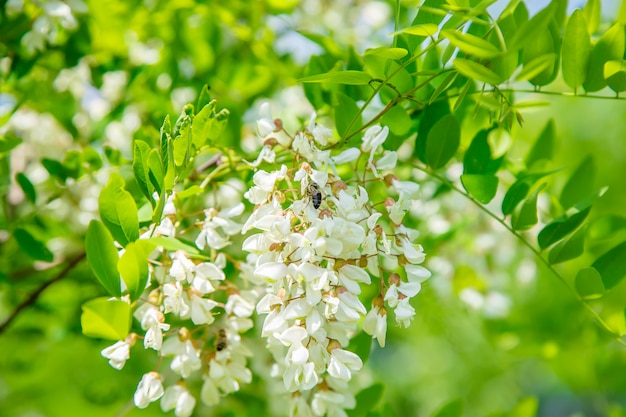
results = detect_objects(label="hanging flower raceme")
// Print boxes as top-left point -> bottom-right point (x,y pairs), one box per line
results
95,102 -> 429,417
241,110 -> 431,416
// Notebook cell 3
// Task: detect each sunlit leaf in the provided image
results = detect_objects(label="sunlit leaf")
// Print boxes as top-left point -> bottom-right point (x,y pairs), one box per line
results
562,9 -> 591,91
583,0 -> 600,33
515,54 -> 557,82
118,240 -> 153,302
99,173 -> 139,246
604,59 -> 626,93
192,100 -> 230,148
509,2 -> 555,51
575,267 -> 605,300
592,241 -> 626,289
487,128 -> 511,158
364,47 -> 408,60
398,23 -> 439,37
429,72 -> 458,104
560,156 -> 595,210
81,297 -> 131,340
149,237 -> 201,256
453,58 -> 504,85
85,220 -> 121,297
14,228 -> 54,262
502,171 -> 556,216
441,29 -> 501,58
425,114 -> 460,169
584,23 -> 625,92
525,119 -> 555,168
299,70 -> 372,85
461,174 -> 498,204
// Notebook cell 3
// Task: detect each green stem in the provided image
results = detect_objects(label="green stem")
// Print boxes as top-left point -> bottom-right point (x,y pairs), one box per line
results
412,162 -> 626,347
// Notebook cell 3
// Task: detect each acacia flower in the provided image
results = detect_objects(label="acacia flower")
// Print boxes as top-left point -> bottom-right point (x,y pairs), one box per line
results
134,372 -> 164,408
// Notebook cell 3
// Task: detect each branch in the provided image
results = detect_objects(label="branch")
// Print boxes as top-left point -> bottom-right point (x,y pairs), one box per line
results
0,252 -> 86,334
412,163 -> 626,347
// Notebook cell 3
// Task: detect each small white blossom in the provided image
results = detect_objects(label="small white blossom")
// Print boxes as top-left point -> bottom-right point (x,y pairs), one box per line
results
161,385 -> 196,417
134,372 -> 164,408
363,304 -> 387,347
101,338 -> 131,370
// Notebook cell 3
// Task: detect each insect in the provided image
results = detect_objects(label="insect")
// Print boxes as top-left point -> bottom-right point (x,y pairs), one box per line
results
216,329 -> 227,352
306,182 -> 322,209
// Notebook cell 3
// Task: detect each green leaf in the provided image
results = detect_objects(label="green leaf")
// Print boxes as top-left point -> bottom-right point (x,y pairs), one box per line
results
441,29 -> 501,58
81,298 -> 131,340
487,128 -> 511,158
380,105 -> 411,137
133,140 -> 155,203
348,384 -> 384,417
548,225 -> 586,264
14,228 -> 54,262
502,171 -> 556,215
16,172 -> 36,203
525,119 -> 555,168
463,129 -> 501,175
346,331 -> 373,365
461,175 -> 499,204
149,237 -> 201,256
453,58 -> 504,85
148,149 -> 164,195
196,84 -> 211,110
515,54 -> 557,82
364,47 -> 408,60
415,101 -> 450,162
592,241 -> 626,290
299,70 -> 372,85
432,399 -> 463,417
538,207 -> 590,250
509,2 -> 556,51
0,135 -> 23,154
584,23 -> 625,92
575,267 -> 605,300
512,183 -> 546,231
583,0 -> 600,34
192,100 -> 230,148
429,72 -> 458,104
85,220 -> 122,297
335,91 -> 362,140
521,22 -> 560,87
604,59 -> 626,93
560,156 -> 595,210
398,24 -> 439,37
425,114 -> 460,169
118,240 -> 153,302
562,9 -> 591,91
99,173 -> 139,246
509,397 -> 538,417
589,215 -> 626,240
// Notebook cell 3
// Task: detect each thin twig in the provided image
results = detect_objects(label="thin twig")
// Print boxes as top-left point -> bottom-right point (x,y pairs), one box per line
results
0,252 -> 86,334
413,163 -> 626,347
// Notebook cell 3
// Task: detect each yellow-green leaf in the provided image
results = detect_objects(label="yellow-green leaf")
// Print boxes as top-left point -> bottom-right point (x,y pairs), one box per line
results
453,58 -> 504,85
562,9 -> 591,91
441,29 -> 501,58
81,298 -> 131,340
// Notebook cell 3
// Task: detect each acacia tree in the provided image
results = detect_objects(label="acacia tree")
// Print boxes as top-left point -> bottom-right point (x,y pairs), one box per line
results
2,0 -> 626,416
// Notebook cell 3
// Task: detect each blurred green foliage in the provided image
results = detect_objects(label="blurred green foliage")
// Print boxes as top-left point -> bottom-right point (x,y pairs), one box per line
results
3,0 -> 626,416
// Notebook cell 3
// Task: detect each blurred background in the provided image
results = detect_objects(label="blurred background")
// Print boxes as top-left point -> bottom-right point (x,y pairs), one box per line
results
2,0 -> 626,416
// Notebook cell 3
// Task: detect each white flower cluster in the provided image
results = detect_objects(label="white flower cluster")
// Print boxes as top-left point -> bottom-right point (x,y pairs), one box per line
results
100,105 -> 430,417
101,201 -> 255,417
243,108 -> 431,416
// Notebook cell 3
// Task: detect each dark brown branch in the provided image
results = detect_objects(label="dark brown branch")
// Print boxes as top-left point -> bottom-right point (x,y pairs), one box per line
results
0,252 -> 86,334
